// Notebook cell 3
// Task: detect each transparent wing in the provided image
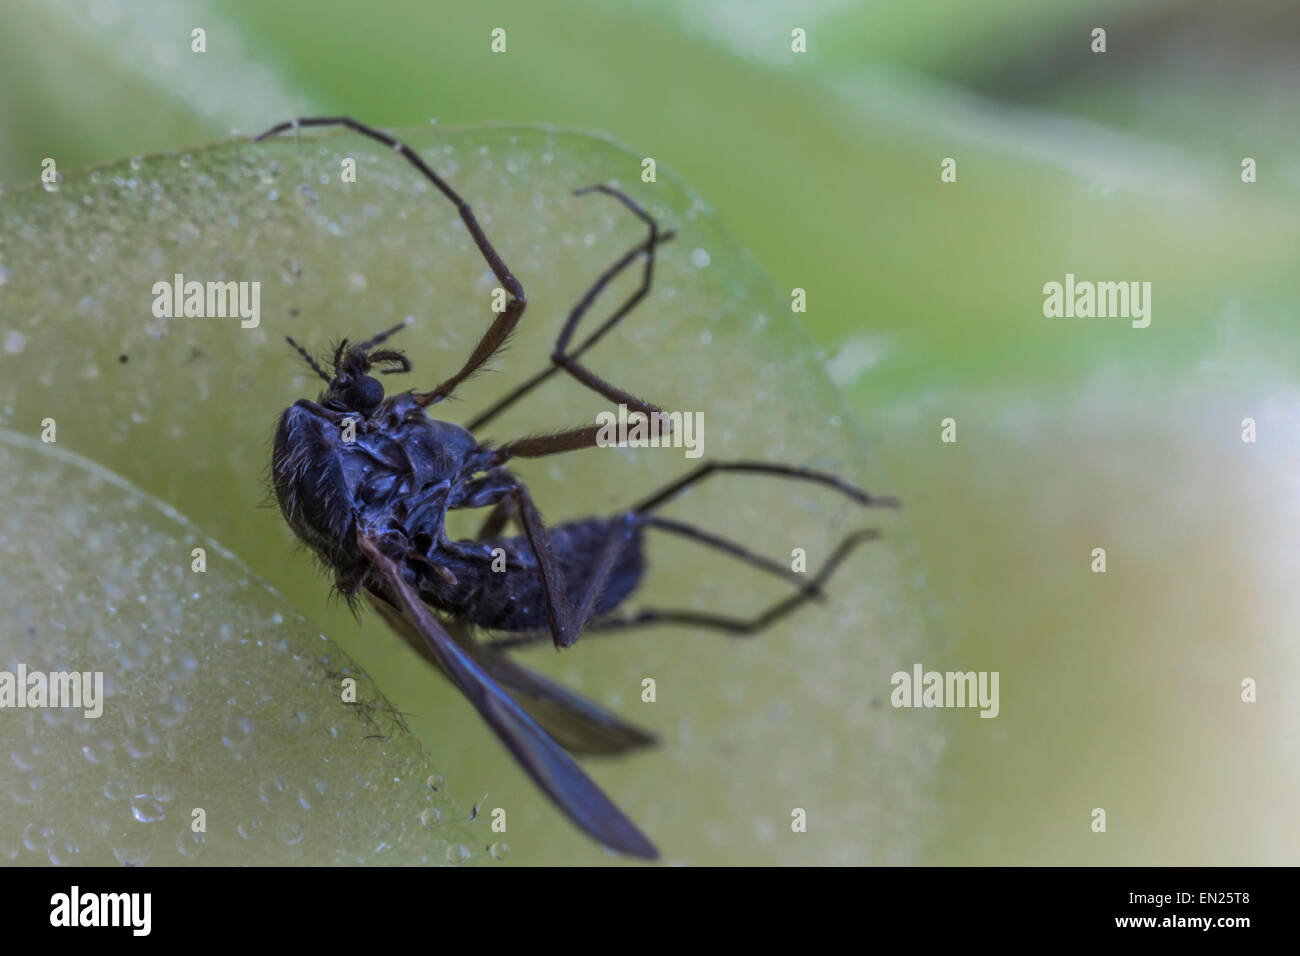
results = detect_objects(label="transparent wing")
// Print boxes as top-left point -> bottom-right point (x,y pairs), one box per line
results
366,589 -> 657,755
357,531 -> 658,859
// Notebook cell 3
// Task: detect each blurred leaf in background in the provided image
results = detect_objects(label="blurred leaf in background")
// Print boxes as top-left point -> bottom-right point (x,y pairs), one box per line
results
1,0 -> 1297,864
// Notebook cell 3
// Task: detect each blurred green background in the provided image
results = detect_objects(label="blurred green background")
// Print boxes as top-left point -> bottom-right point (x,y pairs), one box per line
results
2,0 -> 1298,864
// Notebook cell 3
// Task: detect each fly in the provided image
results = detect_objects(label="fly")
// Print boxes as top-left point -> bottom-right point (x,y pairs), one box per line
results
258,116 -> 898,859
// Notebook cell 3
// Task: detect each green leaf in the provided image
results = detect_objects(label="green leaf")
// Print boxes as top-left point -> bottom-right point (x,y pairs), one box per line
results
0,124 -> 934,863
0,429 -> 478,864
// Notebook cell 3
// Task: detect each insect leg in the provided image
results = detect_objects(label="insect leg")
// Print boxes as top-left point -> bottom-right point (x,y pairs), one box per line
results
254,116 -> 526,406
506,482 -> 581,649
468,186 -> 674,430
639,514 -> 822,596
634,460 -> 900,513
488,529 -> 879,651
563,513 -> 641,642
488,425 -> 607,463
474,499 -> 517,539
473,489 -> 640,647
507,486 -> 651,648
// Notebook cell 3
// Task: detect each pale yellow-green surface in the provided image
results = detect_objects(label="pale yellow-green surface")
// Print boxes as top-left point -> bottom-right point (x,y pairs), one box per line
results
0,127 -> 932,864
0,431 -> 479,865
875,371 -> 1300,865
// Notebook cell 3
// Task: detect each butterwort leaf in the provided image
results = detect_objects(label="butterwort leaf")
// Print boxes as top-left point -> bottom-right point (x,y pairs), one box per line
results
0,126 -> 933,863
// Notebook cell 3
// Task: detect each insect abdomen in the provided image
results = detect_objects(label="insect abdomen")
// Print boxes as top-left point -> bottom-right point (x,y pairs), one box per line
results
428,518 -> 646,632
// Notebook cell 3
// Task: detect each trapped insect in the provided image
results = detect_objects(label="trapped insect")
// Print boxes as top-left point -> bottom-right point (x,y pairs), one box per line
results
259,116 -> 898,859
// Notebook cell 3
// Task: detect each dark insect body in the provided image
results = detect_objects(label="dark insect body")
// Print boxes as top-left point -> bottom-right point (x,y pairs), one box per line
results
259,116 -> 898,860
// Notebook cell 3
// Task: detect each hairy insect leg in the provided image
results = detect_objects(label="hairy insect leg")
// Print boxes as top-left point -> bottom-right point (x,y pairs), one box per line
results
488,529 -> 880,650
469,185 -> 673,431
254,116 -> 526,406
488,425 -> 607,463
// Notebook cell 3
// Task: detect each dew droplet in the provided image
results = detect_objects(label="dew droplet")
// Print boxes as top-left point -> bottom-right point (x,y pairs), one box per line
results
426,774 -> 444,792
221,714 -> 255,752
420,807 -> 441,828
3,331 -> 25,355
488,841 -> 510,860
48,837 -> 79,865
124,726 -> 159,759
176,829 -> 205,858
690,248 -> 711,268
112,838 -> 153,866
130,156 -> 143,170
22,821 -> 53,852
102,779 -> 127,801
9,741 -> 39,770
258,775 -> 290,805
278,821 -> 305,846
81,738 -> 115,764
130,794 -> 166,823
445,844 -> 471,863
237,816 -> 265,841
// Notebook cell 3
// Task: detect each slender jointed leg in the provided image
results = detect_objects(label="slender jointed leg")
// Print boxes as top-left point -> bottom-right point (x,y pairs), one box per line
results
254,116 -> 526,407
507,484 -> 669,651
507,482 -> 594,650
590,529 -> 879,637
488,425 -> 607,464
486,506 -> 821,652
634,460 -> 901,513
469,185 -> 673,431
487,529 -> 880,651
639,514 -> 821,597
487,460 -> 895,650
475,499 -> 517,540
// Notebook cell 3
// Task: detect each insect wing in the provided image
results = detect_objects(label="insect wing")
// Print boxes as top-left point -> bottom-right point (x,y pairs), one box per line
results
466,642 -> 659,755
356,531 -> 658,859
365,590 -> 657,755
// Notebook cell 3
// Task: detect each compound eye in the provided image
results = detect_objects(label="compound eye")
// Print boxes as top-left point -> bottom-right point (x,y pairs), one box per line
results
347,375 -> 384,411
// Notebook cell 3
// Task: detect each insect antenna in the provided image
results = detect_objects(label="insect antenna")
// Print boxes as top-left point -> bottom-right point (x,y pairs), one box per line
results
331,339 -> 349,374
356,320 -> 411,353
367,349 -> 412,375
285,336 -> 331,383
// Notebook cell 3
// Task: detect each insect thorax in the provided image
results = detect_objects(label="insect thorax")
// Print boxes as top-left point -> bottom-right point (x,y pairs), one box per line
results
271,394 -> 479,578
